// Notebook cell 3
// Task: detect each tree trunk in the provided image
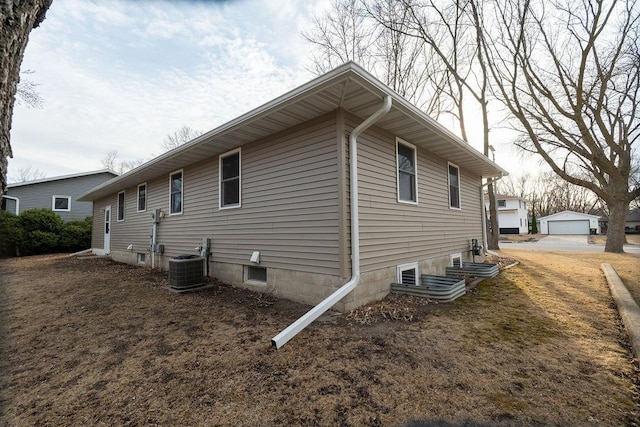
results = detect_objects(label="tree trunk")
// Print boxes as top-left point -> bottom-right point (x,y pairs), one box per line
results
605,199 -> 629,253
487,180 -> 500,250
0,0 -> 52,194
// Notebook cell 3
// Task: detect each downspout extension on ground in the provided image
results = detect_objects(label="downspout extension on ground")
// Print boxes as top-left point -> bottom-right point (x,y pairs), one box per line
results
271,95 -> 393,349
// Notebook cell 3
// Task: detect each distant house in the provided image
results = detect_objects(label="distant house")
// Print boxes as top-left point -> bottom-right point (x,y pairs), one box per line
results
599,209 -> 640,234
78,62 -> 506,311
626,210 -> 640,233
2,170 -> 118,221
538,210 -> 600,235
485,194 -> 529,234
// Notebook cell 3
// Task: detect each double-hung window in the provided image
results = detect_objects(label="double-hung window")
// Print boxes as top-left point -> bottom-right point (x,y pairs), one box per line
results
219,148 -> 241,209
448,162 -> 461,209
396,139 -> 418,204
170,170 -> 183,215
137,183 -> 147,212
52,195 -> 71,212
117,191 -> 125,221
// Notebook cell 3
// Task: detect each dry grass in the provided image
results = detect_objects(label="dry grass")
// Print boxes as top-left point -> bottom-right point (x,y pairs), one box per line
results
589,234 -> 640,245
1,253 -> 639,425
499,234 -> 546,243
503,247 -> 640,317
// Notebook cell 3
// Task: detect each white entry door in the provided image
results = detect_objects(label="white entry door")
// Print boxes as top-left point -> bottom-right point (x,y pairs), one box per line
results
104,205 -> 111,254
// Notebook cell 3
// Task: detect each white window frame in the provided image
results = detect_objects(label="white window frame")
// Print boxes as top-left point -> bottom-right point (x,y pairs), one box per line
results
396,262 -> 419,285
219,148 -> 242,210
447,162 -> 461,210
169,169 -> 183,215
498,199 -> 506,208
137,183 -> 147,213
396,138 -> 418,205
52,195 -> 71,212
137,253 -> 146,265
117,191 -> 125,222
450,253 -> 463,268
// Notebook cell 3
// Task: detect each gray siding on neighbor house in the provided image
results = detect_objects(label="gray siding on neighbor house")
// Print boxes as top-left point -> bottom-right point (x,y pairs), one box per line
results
6,172 -> 117,221
346,116 -> 483,273
94,113 -> 342,275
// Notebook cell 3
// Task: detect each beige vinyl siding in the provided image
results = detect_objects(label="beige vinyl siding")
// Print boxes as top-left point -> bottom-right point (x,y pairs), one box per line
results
94,113 -> 341,276
210,114 -> 340,274
347,118 -> 483,273
106,188 -> 153,253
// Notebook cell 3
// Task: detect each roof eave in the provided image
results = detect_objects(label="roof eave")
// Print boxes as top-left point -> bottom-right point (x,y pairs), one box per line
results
78,62 -> 507,201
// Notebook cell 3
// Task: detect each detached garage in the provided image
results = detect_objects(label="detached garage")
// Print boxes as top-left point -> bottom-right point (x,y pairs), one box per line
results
538,211 -> 600,235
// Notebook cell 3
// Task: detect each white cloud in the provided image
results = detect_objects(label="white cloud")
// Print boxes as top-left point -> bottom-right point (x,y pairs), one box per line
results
10,0 -> 317,178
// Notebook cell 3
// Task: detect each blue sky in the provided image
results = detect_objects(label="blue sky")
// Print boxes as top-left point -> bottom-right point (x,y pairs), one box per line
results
10,0 -> 523,181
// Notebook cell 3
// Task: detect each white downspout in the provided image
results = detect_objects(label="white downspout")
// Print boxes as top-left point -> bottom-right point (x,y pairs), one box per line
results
271,95 -> 392,349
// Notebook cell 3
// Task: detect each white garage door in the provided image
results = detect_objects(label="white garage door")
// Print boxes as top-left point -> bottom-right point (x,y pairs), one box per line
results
548,220 -> 590,235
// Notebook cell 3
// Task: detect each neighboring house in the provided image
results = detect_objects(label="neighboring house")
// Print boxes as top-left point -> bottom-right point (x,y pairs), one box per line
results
626,209 -> 640,233
599,209 -> 640,234
78,62 -> 506,311
2,170 -> 118,221
538,210 -> 600,235
485,194 -> 529,234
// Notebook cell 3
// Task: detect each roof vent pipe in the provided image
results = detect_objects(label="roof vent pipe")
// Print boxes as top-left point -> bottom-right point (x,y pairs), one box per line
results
271,95 -> 392,349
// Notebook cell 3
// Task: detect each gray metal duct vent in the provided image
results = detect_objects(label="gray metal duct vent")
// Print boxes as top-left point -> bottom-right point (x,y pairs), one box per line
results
169,255 -> 205,290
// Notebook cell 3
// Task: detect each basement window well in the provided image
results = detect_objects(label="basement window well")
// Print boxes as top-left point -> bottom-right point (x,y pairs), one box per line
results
245,265 -> 267,284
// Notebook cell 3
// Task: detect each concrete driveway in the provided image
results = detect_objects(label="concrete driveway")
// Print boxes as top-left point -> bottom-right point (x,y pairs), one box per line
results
499,235 -> 640,253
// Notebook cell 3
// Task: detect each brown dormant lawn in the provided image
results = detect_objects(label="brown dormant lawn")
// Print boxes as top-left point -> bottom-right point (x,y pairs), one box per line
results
1,252 -> 638,425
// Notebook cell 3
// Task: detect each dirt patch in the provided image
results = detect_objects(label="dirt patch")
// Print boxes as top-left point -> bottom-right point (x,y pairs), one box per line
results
1,254 -> 639,425
499,234 -> 545,243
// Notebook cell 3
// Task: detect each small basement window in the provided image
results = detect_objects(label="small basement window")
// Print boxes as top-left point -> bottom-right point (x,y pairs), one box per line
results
450,253 -> 462,268
245,265 -> 267,284
397,262 -> 419,286
137,253 -> 146,264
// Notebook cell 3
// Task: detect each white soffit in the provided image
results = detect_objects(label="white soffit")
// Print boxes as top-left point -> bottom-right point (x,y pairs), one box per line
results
79,62 -> 506,202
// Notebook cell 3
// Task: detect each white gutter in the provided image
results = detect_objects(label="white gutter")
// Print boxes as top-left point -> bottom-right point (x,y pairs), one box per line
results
271,95 -> 393,349
2,195 -> 19,215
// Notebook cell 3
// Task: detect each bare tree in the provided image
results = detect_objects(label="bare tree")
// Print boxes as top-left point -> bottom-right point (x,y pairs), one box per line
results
15,70 -> 43,108
8,166 -> 46,183
304,0 -> 449,115
498,171 -> 599,218
368,0 -> 503,249
308,0 -> 504,249
100,150 -> 144,174
1,0 -> 52,194
161,126 -> 202,152
304,0 -> 376,73
483,0 -> 639,252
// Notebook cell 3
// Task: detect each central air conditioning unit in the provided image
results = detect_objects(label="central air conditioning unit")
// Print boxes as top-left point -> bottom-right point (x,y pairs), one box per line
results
169,255 -> 205,291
